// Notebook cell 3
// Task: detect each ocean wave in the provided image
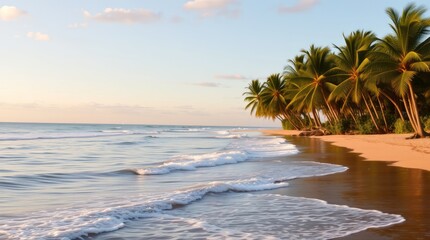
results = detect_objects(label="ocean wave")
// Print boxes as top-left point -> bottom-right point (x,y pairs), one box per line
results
133,137 -> 298,175
164,128 -> 211,133
231,137 -> 299,158
214,130 -> 229,135
0,172 -> 99,190
0,166 -> 405,240
162,193 -> 405,240
0,130 -> 159,141
215,134 -> 247,139
111,141 -> 145,146
0,177 -> 290,240
213,130 -> 247,139
133,151 -> 248,175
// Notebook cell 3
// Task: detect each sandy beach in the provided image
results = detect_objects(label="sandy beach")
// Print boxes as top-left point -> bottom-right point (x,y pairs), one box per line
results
262,129 -> 430,239
262,129 -> 430,172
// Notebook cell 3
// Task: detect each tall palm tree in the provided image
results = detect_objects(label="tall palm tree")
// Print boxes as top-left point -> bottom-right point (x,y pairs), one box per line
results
243,80 -> 267,118
260,73 -> 287,118
283,55 -> 311,128
329,30 -> 383,130
370,3 -> 430,137
261,73 -> 304,129
288,45 -> 338,127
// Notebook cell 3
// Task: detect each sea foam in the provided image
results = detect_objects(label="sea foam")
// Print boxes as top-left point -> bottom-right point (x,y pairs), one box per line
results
0,177 -> 290,240
134,151 -> 249,175
0,168 -> 406,240
161,193 -> 405,240
134,137 -> 298,175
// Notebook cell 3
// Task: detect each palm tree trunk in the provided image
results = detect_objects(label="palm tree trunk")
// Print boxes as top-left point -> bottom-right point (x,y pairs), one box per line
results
348,107 -> 358,125
402,96 -> 418,133
380,90 -> 405,121
292,111 -> 306,129
362,93 -> 380,132
282,111 -> 300,130
407,83 -> 428,137
377,96 -> 389,132
306,112 -> 314,128
324,109 -> 334,125
369,96 -> 380,120
312,109 -> 321,128
316,110 -> 323,127
321,89 -> 339,122
406,91 -> 419,132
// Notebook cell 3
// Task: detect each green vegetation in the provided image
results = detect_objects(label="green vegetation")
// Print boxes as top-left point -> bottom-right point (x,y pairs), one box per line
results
244,3 -> 430,138
394,119 -> 413,134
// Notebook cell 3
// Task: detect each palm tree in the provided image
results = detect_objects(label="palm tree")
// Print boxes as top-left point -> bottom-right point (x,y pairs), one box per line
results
329,30 -> 384,131
370,3 -> 430,137
288,45 -> 338,127
261,73 -> 304,129
243,80 -> 267,118
283,55 -> 312,128
260,74 -> 287,118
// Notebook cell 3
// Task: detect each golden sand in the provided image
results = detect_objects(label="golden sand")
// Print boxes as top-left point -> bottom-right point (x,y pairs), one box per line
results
261,130 -> 430,172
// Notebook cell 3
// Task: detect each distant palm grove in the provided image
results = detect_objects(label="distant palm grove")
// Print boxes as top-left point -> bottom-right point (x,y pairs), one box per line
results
244,4 -> 430,138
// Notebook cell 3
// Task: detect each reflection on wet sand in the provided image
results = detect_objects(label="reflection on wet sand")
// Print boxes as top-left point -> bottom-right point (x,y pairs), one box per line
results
277,137 -> 430,240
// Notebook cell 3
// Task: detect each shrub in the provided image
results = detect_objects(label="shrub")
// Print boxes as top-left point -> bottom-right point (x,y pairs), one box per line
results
384,112 -> 397,132
357,116 -> 376,134
324,124 -> 337,135
394,119 -> 413,134
332,119 -> 353,134
423,116 -> 430,132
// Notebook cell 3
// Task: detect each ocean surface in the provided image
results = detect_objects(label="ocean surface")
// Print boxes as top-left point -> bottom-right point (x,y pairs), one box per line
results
0,123 -> 404,240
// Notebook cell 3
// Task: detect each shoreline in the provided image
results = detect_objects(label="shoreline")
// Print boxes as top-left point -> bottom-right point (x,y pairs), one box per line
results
277,136 -> 430,239
261,129 -> 430,172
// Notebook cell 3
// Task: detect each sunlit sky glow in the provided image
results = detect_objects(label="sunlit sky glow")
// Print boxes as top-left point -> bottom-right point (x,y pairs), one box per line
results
1,0 -> 428,126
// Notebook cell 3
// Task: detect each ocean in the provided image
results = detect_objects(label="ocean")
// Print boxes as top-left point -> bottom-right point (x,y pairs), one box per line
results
0,123 -> 404,240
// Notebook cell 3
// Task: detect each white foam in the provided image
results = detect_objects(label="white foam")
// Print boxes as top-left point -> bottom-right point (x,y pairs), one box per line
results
215,134 -> 247,139
231,137 -> 299,158
164,193 -> 405,240
134,151 -> 249,175
2,171 -> 404,240
0,177 -> 289,240
101,130 -> 132,134
214,130 -> 229,135
167,128 -> 210,133
135,136 -> 299,175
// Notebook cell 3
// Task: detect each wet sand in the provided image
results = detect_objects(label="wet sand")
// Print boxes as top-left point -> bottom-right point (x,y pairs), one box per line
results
274,136 -> 430,239
262,130 -> 430,171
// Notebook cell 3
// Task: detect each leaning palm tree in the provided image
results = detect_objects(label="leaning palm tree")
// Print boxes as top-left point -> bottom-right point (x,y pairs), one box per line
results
243,79 -> 267,118
329,30 -> 383,130
283,54 -> 314,128
261,73 -> 304,129
288,45 -> 338,127
370,3 -> 430,138
260,73 -> 288,118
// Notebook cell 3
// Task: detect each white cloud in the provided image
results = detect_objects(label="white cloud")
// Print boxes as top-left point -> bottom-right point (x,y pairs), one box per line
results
27,32 -> 50,41
0,5 -> 26,21
184,0 -> 239,17
68,22 -> 88,29
215,74 -> 247,80
84,8 -> 161,24
279,0 -> 319,13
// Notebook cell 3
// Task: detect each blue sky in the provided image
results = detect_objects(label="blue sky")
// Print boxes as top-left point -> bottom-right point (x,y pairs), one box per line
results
1,0 -> 429,126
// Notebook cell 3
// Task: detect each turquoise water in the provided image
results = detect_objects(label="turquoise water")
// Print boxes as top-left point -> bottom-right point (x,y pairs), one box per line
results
0,123 -> 403,239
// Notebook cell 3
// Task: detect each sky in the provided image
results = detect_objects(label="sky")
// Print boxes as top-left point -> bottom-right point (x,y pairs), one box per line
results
1,0 -> 429,127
